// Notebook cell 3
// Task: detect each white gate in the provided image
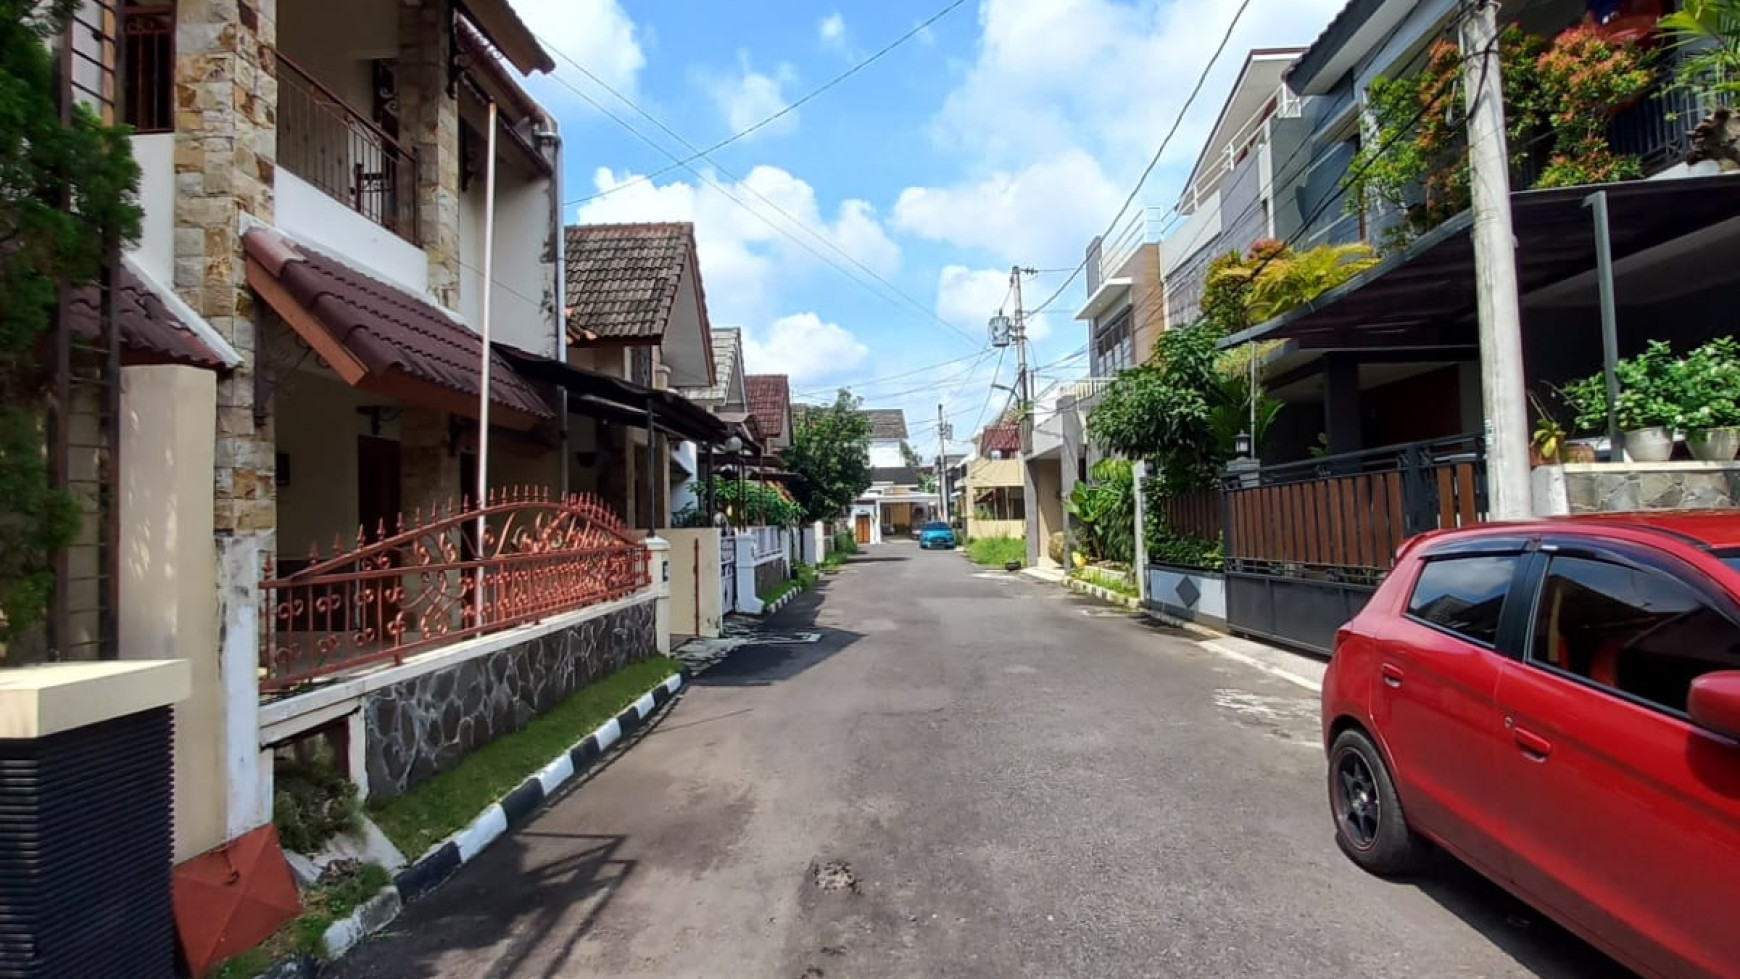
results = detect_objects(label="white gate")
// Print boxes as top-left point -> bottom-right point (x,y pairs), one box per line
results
720,532 -> 738,613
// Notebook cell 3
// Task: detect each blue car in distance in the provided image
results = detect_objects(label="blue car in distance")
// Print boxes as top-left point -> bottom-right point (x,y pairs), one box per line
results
918,520 -> 957,550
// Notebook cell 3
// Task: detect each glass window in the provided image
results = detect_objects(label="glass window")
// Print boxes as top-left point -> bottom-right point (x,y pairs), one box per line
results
1405,555 -> 1517,646
1530,555 -> 1740,713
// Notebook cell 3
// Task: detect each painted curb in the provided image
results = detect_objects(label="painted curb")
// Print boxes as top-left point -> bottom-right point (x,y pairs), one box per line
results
757,579 -> 812,617
390,669 -> 687,901
1064,575 -> 1141,610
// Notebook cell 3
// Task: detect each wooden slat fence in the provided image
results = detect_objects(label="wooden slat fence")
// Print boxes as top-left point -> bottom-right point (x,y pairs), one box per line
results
1155,490 -> 1222,542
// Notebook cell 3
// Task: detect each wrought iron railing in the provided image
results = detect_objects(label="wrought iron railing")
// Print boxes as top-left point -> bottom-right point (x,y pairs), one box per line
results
259,490 -> 648,691
276,55 -> 419,243
121,4 -> 173,133
1608,80 -> 1710,177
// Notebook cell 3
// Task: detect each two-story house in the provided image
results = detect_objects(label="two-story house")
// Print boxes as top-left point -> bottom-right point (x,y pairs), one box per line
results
848,408 -> 937,543
1237,0 -> 1740,464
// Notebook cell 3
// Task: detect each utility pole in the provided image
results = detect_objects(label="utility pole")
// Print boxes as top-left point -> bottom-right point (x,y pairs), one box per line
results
1460,0 -> 1531,519
1010,265 -> 1035,412
936,403 -> 952,524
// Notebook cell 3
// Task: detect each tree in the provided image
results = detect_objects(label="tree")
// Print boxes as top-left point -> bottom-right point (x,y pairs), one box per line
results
784,390 -> 873,523
897,439 -> 922,469
0,2 -> 142,642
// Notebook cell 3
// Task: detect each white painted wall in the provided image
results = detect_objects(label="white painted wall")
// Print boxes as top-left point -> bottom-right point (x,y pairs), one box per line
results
662,270 -> 711,387
277,0 -> 397,106
1146,566 -> 1228,626
868,439 -> 905,469
459,161 -> 558,356
278,170 -> 430,296
128,134 -> 175,286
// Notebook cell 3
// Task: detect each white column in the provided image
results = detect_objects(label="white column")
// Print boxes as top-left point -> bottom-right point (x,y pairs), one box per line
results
644,536 -> 672,654
735,533 -> 763,614
1131,459 -> 1149,605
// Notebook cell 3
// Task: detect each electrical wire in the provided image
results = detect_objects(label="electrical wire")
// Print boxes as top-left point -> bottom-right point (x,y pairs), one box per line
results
534,37 -> 988,351
565,0 -> 972,207
1025,0 -> 1258,319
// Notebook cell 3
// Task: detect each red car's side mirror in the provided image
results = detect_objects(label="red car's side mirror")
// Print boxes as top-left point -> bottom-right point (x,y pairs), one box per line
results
1688,671 -> 1740,741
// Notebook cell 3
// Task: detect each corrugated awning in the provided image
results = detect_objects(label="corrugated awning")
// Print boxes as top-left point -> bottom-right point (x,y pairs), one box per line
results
1224,175 -> 1740,351
242,226 -> 554,431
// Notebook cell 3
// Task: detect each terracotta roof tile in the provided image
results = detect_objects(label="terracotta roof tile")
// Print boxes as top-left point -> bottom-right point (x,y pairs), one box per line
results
243,227 -> 552,422
744,374 -> 790,438
68,260 -> 237,370
980,425 -> 1021,454
564,223 -> 697,342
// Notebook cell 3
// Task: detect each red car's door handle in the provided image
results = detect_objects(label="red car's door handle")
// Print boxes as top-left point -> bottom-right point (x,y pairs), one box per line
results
1512,726 -> 1553,762
1380,663 -> 1404,689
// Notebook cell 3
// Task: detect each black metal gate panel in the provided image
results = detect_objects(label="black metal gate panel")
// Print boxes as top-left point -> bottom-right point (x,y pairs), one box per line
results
1221,435 -> 1487,656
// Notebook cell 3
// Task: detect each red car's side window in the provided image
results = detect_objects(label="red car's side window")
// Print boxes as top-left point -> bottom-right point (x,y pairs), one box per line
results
1528,555 -> 1740,714
1403,555 -> 1518,648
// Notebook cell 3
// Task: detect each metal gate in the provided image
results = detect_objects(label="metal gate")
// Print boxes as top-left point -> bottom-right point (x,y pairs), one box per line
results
1222,435 -> 1487,655
720,532 -> 738,614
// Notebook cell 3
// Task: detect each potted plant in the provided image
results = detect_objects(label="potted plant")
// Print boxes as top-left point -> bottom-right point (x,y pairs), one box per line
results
1528,392 -> 1597,465
1679,337 -> 1740,461
1561,341 -> 1683,463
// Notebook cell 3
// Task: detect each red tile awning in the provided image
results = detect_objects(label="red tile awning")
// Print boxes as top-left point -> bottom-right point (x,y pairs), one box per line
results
243,227 -> 553,431
68,259 -> 240,370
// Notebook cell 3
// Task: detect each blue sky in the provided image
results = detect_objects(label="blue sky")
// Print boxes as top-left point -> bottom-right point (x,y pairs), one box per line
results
512,0 -> 1345,452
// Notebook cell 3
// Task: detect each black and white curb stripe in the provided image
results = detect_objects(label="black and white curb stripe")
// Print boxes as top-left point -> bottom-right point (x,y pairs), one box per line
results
392,671 -> 687,903
761,588 -> 800,616
1065,576 -> 1140,610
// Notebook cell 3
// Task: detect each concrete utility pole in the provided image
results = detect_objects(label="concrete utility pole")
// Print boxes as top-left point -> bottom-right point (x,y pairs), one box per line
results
1010,265 -> 1035,412
1459,0 -> 1531,519
936,404 -> 952,523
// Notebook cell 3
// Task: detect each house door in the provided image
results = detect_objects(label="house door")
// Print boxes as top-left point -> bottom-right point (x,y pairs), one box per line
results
854,513 -> 871,544
357,436 -> 402,627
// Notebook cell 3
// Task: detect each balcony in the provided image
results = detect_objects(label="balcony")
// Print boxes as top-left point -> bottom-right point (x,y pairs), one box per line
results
1608,81 -> 1710,178
276,55 -> 419,244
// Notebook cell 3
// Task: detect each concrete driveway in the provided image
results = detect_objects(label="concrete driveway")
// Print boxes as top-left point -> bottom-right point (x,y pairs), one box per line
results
330,542 -> 1631,979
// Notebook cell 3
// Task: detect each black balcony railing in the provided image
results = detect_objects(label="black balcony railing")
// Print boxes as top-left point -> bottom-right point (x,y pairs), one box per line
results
277,55 -> 419,243
1608,81 -> 1710,176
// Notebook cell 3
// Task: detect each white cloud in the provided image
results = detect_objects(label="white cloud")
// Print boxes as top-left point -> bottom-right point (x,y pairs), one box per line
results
819,12 -> 848,49
577,166 -> 900,326
894,150 -> 1122,270
512,0 -> 645,96
935,0 -> 1345,168
742,313 -> 869,384
698,53 -> 798,136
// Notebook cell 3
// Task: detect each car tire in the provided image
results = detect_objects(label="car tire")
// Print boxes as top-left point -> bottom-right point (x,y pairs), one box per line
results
1328,728 -> 1426,877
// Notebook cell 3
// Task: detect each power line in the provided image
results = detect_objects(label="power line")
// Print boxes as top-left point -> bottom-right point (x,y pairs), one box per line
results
534,36 -> 987,351
566,0 -> 971,207
1026,0 -> 1258,319
793,348 -> 993,398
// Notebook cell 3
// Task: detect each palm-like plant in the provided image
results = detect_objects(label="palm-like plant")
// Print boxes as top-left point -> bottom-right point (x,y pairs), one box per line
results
1659,0 -> 1740,105
1244,243 -> 1380,323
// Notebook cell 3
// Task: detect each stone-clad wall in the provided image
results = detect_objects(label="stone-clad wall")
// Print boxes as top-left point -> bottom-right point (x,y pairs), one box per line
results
363,599 -> 657,801
1560,462 -> 1740,513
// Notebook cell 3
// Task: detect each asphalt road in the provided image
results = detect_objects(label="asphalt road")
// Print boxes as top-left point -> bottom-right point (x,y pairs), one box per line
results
331,542 -> 1632,979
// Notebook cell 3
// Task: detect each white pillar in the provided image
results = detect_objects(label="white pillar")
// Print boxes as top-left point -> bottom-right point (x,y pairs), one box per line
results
735,533 -> 763,614
645,536 -> 672,654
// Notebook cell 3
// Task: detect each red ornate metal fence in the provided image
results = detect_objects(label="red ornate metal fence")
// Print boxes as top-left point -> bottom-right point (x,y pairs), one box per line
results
259,490 -> 648,692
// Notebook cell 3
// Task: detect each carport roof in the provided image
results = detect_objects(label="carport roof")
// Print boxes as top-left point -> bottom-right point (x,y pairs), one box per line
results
1223,175 -> 1740,352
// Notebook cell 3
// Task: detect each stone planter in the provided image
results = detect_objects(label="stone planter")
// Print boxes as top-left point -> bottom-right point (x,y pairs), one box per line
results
1622,426 -> 1675,463
1688,427 -> 1740,462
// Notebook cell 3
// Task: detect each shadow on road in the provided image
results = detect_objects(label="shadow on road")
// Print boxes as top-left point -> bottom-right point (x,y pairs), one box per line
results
328,707 -> 682,979
1376,854 -> 1636,978
697,577 -> 863,688
838,554 -> 909,563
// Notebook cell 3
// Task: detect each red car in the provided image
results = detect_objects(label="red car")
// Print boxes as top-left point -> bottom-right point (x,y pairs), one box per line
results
1322,511 -> 1740,979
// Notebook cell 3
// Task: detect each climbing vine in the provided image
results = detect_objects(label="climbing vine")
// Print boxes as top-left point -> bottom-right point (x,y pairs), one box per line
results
1346,22 -> 1653,248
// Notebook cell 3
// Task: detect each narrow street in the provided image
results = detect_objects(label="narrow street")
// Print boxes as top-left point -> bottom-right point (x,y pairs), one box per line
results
331,544 -> 1630,979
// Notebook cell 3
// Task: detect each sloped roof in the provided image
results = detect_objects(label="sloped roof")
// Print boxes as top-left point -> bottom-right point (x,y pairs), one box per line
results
243,226 -> 552,426
862,408 -> 908,440
979,425 -> 1021,454
563,223 -> 698,343
870,466 -> 921,486
68,258 -> 239,370
681,326 -> 741,405
745,374 -> 790,438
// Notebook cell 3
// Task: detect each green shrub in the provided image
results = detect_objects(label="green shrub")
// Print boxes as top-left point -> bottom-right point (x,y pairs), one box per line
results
274,748 -> 360,855
966,536 -> 1025,567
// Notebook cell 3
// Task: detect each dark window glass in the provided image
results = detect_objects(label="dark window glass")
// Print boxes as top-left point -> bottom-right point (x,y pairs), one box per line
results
1530,555 -> 1740,713
1405,555 -> 1517,645
922,522 -> 949,531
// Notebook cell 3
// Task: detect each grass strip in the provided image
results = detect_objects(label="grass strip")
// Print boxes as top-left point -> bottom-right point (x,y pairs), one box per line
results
369,655 -> 680,857
966,536 -> 1026,567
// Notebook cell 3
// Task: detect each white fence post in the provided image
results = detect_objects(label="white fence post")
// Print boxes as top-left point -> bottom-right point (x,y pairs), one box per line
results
735,532 -> 763,614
